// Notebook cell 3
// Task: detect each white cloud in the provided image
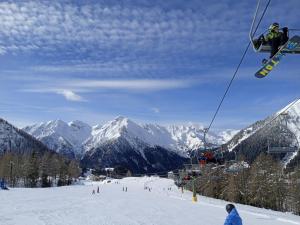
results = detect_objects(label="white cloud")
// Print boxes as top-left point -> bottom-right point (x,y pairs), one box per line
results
56,89 -> 84,102
68,79 -> 192,90
20,78 -> 195,94
57,90 -> 84,102
0,1 -> 251,57
0,0 -> 296,61
21,88 -> 85,102
151,107 -> 160,113
0,46 -> 6,55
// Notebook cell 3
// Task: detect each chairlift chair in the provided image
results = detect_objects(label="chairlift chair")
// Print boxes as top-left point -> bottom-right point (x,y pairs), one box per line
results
249,0 -> 300,54
251,33 -> 300,54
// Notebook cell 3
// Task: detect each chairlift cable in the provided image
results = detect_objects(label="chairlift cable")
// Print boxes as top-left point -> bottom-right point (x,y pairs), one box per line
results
206,0 -> 272,134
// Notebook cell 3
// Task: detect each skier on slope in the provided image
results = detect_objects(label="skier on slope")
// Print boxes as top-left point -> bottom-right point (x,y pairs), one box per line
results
223,204 -> 243,225
259,23 -> 289,61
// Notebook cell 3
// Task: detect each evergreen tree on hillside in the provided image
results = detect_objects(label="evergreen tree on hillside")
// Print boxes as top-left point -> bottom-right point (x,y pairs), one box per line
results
248,153 -> 286,210
289,166 -> 300,215
0,152 -> 12,184
57,157 -> 68,186
40,152 -> 51,187
25,151 -> 39,187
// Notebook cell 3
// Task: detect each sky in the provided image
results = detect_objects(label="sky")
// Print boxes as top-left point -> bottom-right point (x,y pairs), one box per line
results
0,0 -> 299,130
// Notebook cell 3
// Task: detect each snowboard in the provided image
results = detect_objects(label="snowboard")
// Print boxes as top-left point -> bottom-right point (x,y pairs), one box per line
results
255,35 -> 300,78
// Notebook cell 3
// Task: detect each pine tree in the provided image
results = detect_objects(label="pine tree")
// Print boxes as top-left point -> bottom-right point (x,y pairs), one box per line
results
25,151 -> 39,187
40,152 -> 51,187
57,157 -> 68,186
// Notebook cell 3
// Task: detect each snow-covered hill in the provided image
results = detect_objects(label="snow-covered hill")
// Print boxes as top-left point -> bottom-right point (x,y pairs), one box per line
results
2,177 -> 299,225
0,118 -> 49,154
23,120 -> 91,158
226,99 -> 300,164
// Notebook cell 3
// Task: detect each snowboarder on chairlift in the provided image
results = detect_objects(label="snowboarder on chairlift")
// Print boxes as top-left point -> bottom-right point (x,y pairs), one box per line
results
224,204 -> 243,225
259,22 -> 289,62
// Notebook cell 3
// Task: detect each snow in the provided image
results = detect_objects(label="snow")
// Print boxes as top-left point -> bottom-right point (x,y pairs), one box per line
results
218,129 -> 240,143
1,177 -> 299,225
23,119 -> 91,156
227,125 -> 258,152
85,116 -> 238,157
23,116 -> 239,158
228,99 -> 300,153
227,161 -> 250,172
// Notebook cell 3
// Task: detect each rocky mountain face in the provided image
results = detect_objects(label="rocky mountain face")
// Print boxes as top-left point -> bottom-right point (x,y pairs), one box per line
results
81,136 -> 187,173
0,118 -> 49,155
224,99 -> 300,166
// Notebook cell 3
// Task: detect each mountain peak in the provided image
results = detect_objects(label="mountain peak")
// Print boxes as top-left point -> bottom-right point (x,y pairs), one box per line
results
24,119 -> 92,157
50,119 -> 66,126
114,115 -> 127,121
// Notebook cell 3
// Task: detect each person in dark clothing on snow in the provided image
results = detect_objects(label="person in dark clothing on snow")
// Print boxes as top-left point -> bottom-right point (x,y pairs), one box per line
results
224,204 -> 243,225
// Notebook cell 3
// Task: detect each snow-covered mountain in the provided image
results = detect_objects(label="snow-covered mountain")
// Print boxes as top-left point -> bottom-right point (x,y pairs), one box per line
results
23,116 -> 238,172
24,117 -> 237,159
225,99 -> 300,165
0,118 -> 49,154
84,117 -> 183,157
84,116 -> 238,156
167,124 -> 238,152
82,117 -> 240,173
23,120 -> 91,158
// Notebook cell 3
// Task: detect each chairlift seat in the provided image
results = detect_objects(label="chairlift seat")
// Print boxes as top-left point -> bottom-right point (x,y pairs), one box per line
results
255,43 -> 300,54
252,36 -> 300,54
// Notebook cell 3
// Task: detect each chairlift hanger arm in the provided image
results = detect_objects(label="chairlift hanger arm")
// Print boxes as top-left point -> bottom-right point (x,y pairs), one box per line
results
249,0 -> 261,43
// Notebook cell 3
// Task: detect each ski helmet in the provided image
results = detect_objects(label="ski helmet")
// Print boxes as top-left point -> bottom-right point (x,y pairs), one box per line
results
269,22 -> 279,31
226,204 -> 235,213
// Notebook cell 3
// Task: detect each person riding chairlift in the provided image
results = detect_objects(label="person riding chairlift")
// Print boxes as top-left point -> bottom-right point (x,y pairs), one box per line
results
259,22 -> 289,62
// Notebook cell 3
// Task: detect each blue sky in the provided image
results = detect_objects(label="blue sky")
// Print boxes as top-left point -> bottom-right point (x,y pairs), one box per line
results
0,0 -> 299,130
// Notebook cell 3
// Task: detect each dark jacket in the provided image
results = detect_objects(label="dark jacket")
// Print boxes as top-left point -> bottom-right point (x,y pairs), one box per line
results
224,208 -> 243,225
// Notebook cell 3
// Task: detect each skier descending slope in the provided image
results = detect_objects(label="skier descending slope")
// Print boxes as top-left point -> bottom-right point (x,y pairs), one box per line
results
224,204 -> 243,225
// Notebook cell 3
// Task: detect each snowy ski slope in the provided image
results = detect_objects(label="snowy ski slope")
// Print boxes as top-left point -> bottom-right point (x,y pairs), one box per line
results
1,177 -> 299,225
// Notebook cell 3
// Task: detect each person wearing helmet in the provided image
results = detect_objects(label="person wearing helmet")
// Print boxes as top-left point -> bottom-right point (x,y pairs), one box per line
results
265,22 -> 289,58
224,204 -> 243,225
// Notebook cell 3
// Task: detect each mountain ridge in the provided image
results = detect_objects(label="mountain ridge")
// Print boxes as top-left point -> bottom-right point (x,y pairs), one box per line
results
0,118 -> 50,155
225,99 -> 300,165
24,116 -> 238,158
